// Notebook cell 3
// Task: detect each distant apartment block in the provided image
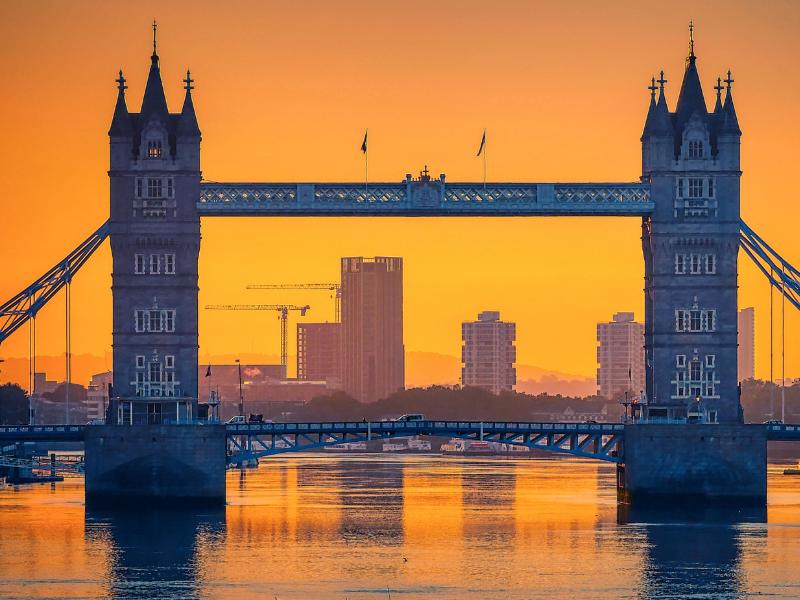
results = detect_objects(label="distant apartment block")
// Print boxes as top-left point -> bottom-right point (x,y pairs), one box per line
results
87,371 -> 113,422
596,312 -> 645,400
340,257 -> 404,402
297,322 -> 341,388
461,311 -> 516,394
738,307 -> 755,381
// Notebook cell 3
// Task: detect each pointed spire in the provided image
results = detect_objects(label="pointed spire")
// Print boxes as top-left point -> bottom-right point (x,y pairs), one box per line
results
109,70 -> 132,136
720,70 -> 741,135
140,21 -> 169,123
178,69 -> 201,137
674,22 -> 708,133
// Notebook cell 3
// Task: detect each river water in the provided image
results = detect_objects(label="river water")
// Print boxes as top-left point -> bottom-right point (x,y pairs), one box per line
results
1,454 -> 799,599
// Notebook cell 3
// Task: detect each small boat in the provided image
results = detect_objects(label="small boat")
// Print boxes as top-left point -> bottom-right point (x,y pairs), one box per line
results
783,462 -> 800,475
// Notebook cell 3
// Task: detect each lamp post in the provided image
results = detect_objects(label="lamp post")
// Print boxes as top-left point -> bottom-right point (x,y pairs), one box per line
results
235,359 -> 244,418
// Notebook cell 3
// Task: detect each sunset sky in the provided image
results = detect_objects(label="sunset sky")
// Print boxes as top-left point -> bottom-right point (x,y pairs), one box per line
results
1,0 -> 798,386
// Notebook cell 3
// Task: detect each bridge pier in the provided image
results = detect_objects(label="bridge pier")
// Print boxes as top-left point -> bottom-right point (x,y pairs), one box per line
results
84,425 -> 226,507
621,424 -> 766,504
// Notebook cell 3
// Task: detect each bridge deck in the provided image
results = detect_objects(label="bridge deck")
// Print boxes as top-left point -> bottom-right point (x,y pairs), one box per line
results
198,182 -> 653,216
2,422 -> 797,453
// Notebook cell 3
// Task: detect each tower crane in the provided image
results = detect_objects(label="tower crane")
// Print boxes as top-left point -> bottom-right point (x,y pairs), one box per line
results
246,283 -> 341,322
204,304 -> 310,372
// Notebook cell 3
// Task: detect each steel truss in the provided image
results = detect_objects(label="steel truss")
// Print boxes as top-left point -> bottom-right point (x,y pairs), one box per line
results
0,221 -> 109,344
740,220 -> 800,310
225,421 -> 626,465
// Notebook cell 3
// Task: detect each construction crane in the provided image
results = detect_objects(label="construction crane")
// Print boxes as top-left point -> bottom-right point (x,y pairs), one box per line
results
204,304 -> 310,371
246,283 -> 342,322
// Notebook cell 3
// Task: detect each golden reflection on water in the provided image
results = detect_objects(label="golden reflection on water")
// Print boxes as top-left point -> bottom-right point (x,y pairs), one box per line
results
1,455 -> 800,599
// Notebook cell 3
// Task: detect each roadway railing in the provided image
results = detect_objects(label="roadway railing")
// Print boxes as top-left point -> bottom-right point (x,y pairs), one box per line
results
224,420 -> 626,436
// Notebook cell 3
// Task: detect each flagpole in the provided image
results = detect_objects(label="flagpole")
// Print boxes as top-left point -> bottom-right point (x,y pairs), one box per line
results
483,129 -> 487,191
365,128 -> 369,193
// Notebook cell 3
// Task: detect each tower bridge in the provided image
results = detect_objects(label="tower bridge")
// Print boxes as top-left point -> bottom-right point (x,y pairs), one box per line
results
2,27 -> 800,506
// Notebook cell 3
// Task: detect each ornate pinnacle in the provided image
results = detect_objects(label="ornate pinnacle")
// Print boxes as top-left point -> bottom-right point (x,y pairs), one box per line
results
714,76 -> 723,100
724,69 -> 734,91
657,70 -> 667,93
116,70 -> 127,93
184,69 -> 194,92
648,76 -> 658,99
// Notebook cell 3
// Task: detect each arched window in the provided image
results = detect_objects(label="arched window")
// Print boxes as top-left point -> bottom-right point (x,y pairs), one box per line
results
687,140 -> 703,159
147,140 -> 163,158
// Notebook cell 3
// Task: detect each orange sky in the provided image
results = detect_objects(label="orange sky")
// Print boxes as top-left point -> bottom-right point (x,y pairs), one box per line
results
1,0 -> 798,385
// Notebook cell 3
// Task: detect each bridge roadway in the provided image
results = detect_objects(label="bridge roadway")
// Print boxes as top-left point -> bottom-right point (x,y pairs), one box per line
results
2,421 -> 799,463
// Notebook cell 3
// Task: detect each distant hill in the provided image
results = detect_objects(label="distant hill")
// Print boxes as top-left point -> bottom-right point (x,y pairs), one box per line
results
0,350 -> 596,397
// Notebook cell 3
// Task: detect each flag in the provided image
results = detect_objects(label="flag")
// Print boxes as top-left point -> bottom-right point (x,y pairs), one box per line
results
205,365 -> 211,377
361,130 -> 368,154
476,129 -> 486,157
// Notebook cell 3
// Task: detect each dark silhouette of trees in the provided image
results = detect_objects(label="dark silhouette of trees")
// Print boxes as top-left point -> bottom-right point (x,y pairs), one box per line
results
0,383 -> 29,425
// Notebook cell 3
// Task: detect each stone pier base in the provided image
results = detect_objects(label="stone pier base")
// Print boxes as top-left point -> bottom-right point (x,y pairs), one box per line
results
621,424 -> 767,504
85,424 -> 226,507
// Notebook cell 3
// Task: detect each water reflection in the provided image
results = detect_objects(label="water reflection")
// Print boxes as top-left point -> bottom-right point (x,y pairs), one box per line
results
85,508 -> 225,599
2,456 -> 800,599
620,504 -> 767,599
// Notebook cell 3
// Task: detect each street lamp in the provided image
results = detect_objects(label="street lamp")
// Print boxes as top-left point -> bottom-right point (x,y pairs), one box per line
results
235,359 -> 244,418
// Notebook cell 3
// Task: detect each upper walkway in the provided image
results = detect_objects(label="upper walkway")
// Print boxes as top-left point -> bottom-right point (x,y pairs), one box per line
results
197,181 -> 653,217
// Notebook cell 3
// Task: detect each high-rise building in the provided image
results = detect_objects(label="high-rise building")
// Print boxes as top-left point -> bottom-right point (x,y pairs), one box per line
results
738,307 -> 755,381
596,312 -> 645,400
461,311 -> 516,394
297,322 -> 341,387
340,257 -> 404,402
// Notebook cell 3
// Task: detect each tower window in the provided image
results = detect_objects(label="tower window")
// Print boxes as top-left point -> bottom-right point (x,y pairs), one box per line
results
690,254 -> 702,274
147,178 -> 163,199
164,254 -> 176,275
147,140 -> 163,158
136,355 -> 145,369
688,140 -> 704,159
134,254 -> 146,275
705,254 -> 716,274
688,178 -> 704,198
149,254 -> 160,274
135,310 -> 147,333
675,254 -> 686,274
165,355 -> 175,369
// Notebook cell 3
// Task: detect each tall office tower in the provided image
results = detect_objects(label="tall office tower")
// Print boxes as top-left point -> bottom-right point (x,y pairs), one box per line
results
297,322 -> 342,387
596,312 -> 646,400
340,257 -> 404,402
461,311 -> 516,394
737,307 -> 755,381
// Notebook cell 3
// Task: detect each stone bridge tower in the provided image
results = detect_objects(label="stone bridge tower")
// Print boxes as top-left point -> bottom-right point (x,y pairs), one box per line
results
640,32 -> 742,423
107,29 -> 201,423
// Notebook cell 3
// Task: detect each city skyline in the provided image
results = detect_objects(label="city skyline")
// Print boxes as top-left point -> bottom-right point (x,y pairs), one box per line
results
1,2 -> 798,385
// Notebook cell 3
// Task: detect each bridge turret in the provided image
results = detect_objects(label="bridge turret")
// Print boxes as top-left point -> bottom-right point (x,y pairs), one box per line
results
109,71 -> 133,169
641,25 -> 743,424
716,71 -> 742,171
176,69 -> 201,169
641,72 -> 674,174
108,23 -> 201,424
